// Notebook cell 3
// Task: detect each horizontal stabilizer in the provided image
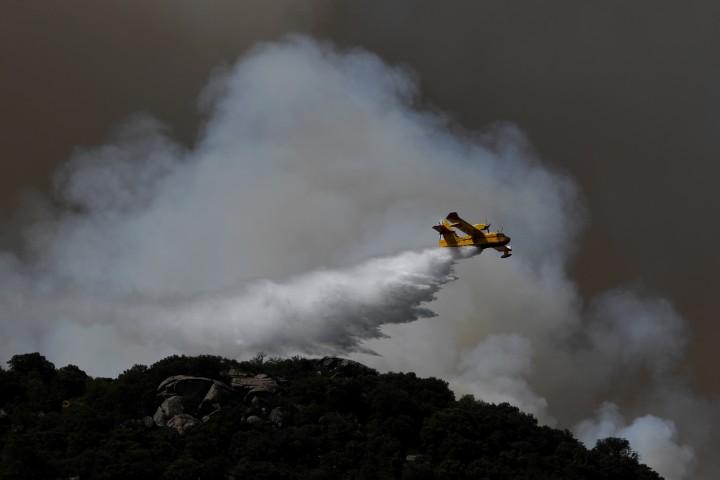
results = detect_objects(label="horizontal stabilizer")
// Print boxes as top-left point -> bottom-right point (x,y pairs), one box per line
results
433,224 -> 455,235
434,223 -> 459,246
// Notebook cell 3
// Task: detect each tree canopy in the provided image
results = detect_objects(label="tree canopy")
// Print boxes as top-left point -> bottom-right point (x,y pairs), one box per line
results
0,353 -> 661,480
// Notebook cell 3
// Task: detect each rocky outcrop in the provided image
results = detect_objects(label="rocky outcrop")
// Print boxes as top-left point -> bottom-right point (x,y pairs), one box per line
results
225,370 -> 278,392
224,370 -> 280,406
153,376 -> 232,433
157,375 -> 232,399
151,371 -> 286,433
199,383 -> 229,413
166,414 -> 200,434
153,395 -> 185,427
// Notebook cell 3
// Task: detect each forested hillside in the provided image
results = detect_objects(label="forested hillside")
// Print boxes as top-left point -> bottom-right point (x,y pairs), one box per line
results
0,353 -> 661,480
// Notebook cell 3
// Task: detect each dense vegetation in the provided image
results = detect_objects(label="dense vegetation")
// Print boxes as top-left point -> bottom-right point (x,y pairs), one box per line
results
0,352 -> 661,480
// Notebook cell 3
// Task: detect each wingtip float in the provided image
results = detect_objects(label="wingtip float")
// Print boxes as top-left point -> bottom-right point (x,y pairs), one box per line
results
433,211 -> 513,258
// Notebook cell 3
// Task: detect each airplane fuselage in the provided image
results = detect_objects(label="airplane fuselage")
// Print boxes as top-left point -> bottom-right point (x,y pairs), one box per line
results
438,225 -> 511,249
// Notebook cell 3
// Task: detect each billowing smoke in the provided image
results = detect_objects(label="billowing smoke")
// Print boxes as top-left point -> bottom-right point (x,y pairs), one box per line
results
576,403 -> 695,480
0,36 -> 716,478
454,334 -> 551,422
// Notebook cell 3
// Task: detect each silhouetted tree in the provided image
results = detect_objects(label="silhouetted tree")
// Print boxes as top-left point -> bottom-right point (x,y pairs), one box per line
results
7,353 -> 55,382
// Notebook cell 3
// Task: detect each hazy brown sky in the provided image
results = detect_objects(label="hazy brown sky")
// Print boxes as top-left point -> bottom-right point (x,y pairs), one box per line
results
2,1 -> 719,390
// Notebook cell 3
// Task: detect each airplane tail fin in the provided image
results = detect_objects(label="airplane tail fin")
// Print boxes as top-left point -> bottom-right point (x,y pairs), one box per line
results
446,211 -> 460,220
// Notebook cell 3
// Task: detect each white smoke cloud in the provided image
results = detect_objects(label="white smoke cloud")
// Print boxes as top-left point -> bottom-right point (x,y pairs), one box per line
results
453,334 -> 552,423
575,402 -> 695,480
0,36 -> 715,477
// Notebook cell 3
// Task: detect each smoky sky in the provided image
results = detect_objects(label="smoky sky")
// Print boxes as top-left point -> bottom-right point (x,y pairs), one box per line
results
2,3 -> 719,477
317,1 -> 720,391
3,36 -> 709,477
0,0 -> 324,217
3,2 -> 718,391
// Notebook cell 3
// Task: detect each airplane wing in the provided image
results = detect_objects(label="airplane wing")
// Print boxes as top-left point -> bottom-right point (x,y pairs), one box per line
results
445,212 -> 485,239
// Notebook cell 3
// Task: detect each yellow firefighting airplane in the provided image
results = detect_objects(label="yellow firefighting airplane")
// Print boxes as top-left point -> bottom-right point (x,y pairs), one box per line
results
432,211 -> 512,258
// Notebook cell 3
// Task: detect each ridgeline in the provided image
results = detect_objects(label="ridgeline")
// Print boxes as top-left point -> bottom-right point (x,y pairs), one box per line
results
0,353 -> 661,480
